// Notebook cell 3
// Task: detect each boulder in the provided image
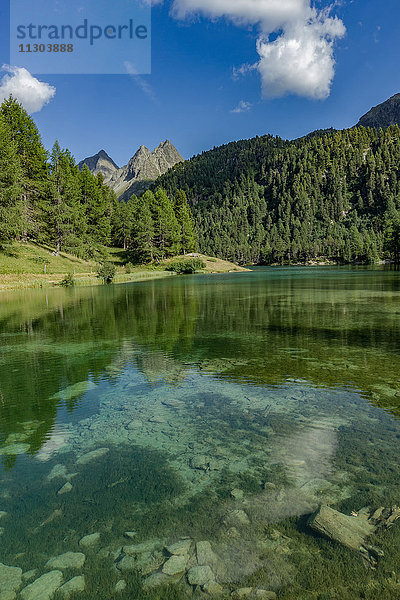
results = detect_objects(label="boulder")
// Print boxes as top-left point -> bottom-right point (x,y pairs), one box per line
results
115,580 -> 127,592
0,564 -> 22,596
45,552 -> 86,570
20,571 -> 63,600
57,482 -> 72,495
187,565 -> 214,586
162,555 -> 188,575
58,575 -> 85,597
308,505 -> 374,551
76,448 -> 109,465
79,533 -> 100,548
203,581 -> 224,594
166,539 -> 193,556
196,541 -> 218,566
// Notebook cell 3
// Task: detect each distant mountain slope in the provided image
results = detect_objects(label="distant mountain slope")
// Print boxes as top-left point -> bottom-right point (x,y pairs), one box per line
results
357,93 -> 400,128
78,149 -> 119,180
79,141 -> 183,201
155,126 -> 400,265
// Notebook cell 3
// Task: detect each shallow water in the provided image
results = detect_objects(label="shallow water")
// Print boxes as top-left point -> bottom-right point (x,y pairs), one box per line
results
1,267 -> 400,599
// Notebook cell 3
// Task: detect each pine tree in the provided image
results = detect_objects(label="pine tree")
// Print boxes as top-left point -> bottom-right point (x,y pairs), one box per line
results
0,96 -> 48,241
174,189 -> 196,254
0,114 -> 23,241
129,193 -> 155,262
151,187 -> 181,260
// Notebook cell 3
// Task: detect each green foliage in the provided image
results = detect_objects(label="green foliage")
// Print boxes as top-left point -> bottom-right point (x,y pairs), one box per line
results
384,218 -> 400,263
165,257 -> 206,274
173,189 -> 196,254
59,272 -> 75,287
97,261 -> 116,284
124,262 -> 134,273
156,126 -> 400,264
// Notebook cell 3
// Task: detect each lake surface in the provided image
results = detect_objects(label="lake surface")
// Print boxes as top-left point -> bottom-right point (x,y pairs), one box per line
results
1,267 -> 400,600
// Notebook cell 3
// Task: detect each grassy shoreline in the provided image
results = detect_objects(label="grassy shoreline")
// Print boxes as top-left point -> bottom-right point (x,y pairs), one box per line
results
0,243 -> 249,292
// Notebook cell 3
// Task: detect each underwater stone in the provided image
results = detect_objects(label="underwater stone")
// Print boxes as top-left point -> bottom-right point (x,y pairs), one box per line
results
76,448 -> 109,465
47,464 -> 67,481
142,573 -> 174,588
187,565 -> 214,586
196,541 -> 217,566
203,581 -> 223,594
57,482 -> 72,495
0,563 -> 22,596
0,529 -> 5,536
166,539 -> 193,555
57,575 -> 85,597
51,381 -> 96,401
254,591 -> 276,599
22,571 -> 37,582
0,512 -> 7,520
20,571 -> 63,600
162,555 -> 188,575
124,532 -> 138,539
116,556 -> 137,571
0,590 -> 16,600
123,541 -> 161,555
231,589 -> 254,599
115,580 -> 127,592
45,552 -> 86,570
224,510 -> 250,527
162,399 -> 185,408
79,533 -> 100,548
126,420 -> 142,430
230,489 -> 244,500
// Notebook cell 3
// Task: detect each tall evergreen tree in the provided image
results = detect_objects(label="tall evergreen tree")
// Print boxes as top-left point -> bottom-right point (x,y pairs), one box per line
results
0,96 -> 48,241
174,189 -> 196,254
0,114 -> 23,241
151,187 -> 181,260
129,192 -> 155,262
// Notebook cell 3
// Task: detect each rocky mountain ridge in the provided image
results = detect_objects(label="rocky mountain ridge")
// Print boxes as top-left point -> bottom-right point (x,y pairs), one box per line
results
357,93 -> 400,129
79,141 -> 183,201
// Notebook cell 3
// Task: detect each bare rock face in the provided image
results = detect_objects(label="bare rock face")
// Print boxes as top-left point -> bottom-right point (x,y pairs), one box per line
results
357,93 -> 400,129
79,141 -> 183,201
78,150 -> 119,180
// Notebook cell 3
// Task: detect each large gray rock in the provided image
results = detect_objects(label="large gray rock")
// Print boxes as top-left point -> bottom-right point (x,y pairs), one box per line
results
58,575 -> 85,597
20,571 -> 63,600
79,533 -> 100,548
196,541 -> 217,566
162,555 -> 188,575
45,552 -> 86,570
76,448 -> 109,465
166,539 -> 193,556
0,563 -> 22,596
187,565 -> 214,586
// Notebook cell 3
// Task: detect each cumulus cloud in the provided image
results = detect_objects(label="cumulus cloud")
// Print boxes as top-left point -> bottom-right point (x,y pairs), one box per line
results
169,0 -> 346,99
0,65 -> 55,113
231,100 -> 252,113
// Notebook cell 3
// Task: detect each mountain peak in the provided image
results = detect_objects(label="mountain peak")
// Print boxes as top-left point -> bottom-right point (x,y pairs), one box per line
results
357,93 -> 400,129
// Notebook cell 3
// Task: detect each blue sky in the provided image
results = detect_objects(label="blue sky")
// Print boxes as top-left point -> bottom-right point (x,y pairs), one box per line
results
0,0 -> 399,166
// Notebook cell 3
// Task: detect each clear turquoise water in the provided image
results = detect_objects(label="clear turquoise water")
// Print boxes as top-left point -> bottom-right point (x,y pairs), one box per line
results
1,267 -> 400,599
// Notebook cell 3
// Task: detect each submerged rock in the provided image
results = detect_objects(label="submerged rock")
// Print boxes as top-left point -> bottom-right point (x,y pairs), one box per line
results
79,533 -> 100,548
47,464 -> 67,481
223,510 -> 250,527
196,541 -> 218,566
142,572 -> 175,589
166,539 -> 193,556
51,381 -> 96,401
190,456 -> 220,471
58,575 -> 85,597
124,531 -> 137,540
203,580 -> 223,594
187,565 -> 214,586
22,571 -> 37,583
115,579 -> 127,592
57,482 -> 72,495
0,443 -> 30,456
45,552 -> 86,570
20,571 -> 63,600
0,563 -> 22,596
76,448 -> 109,465
162,555 -> 188,575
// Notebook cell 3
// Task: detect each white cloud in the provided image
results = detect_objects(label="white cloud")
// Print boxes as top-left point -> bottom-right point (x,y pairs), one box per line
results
124,61 -> 157,102
0,65 -> 55,113
169,0 -> 346,99
231,100 -> 252,113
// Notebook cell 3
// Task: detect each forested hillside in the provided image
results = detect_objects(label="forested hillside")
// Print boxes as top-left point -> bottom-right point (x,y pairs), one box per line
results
156,127 -> 400,264
0,97 -> 195,263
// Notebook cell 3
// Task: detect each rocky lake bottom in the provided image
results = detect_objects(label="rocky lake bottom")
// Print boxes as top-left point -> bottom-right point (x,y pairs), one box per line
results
0,267 -> 400,599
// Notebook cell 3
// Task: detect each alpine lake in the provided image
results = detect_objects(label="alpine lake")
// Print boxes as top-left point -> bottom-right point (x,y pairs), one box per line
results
1,266 -> 400,600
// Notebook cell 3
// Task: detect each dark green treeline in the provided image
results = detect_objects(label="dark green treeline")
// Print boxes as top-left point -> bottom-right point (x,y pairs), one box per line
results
0,97 -> 196,261
156,127 -> 400,264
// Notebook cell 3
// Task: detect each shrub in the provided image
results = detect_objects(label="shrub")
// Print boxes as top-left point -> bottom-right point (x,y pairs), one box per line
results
60,272 -> 75,287
165,258 -> 206,274
97,262 -> 116,284
125,262 -> 134,274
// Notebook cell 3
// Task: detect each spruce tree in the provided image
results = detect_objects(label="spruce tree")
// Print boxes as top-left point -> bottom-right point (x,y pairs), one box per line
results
174,189 -> 196,254
0,114 -> 23,241
129,193 -> 155,262
152,187 -> 181,260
